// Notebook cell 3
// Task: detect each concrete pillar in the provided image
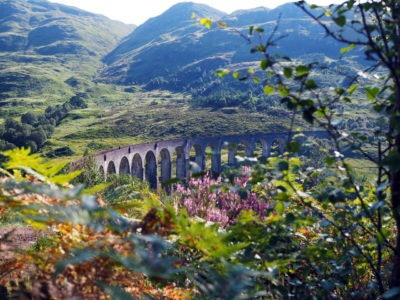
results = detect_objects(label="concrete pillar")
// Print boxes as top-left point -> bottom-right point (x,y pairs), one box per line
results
279,139 -> 286,155
194,146 -> 206,172
245,141 -> 255,157
228,146 -> 236,165
160,149 -> 172,185
263,143 -> 271,158
211,145 -> 222,178
176,147 -> 186,179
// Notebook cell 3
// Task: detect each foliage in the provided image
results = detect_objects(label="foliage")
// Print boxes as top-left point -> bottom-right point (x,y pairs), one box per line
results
0,94 -> 90,154
195,0 -> 400,296
0,148 -> 193,299
175,169 -> 268,227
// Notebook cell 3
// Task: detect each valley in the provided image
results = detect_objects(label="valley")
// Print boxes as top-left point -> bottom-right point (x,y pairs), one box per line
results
0,0 -> 373,159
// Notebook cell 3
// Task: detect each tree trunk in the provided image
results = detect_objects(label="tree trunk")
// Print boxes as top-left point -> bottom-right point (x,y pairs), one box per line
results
390,81 -> 400,287
391,167 -> 400,287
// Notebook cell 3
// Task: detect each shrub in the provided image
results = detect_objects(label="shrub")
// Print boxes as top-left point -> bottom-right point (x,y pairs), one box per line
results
175,168 -> 269,227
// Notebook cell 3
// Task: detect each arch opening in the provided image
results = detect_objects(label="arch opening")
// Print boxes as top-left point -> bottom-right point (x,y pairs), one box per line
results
131,154 -> 144,180
145,151 -> 157,189
189,144 -> 205,174
254,139 -> 269,163
270,138 -> 285,156
99,166 -> 105,179
106,161 -> 116,175
119,156 -> 130,175
220,141 -> 231,172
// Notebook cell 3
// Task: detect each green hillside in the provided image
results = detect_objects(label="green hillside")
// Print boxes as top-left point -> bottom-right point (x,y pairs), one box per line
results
0,0 -> 134,110
0,0 -> 376,159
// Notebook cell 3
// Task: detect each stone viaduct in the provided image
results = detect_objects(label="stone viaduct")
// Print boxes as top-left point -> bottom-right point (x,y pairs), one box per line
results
91,131 -> 328,189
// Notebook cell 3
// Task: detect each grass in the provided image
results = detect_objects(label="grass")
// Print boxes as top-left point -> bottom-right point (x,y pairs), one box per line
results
49,85 -> 298,158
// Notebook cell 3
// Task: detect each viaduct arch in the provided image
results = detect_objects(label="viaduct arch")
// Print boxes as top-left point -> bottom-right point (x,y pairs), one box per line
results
90,131 -> 328,188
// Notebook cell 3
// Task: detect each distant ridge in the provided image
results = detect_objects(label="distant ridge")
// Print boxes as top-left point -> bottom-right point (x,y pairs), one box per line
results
99,1 -> 363,94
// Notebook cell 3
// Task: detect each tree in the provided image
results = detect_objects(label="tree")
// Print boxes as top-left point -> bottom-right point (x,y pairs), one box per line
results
21,112 -> 38,126
29,129 -> 47,148
294,0 -> 400,291
263,0 -> 400,292
201,0 -> 400,296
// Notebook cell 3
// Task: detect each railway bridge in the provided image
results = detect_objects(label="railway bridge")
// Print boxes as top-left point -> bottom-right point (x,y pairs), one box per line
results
88,131 -> 328,189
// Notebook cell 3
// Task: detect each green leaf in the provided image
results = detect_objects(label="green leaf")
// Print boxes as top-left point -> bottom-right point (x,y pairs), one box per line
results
287,141 -> 301,153
305,80 -> 317,90
260,59 -> 271,70
296,65 -> 309,77
333,15 -> 346,27
278,84 -> 289,97
340,43 -> 355,54
316,106 -> 327,117
335,88 -> 345,95
376,232 -> 385,244
257,45 -> 266,52
325,156 -> 335,166
264,85 -> 275,95
232,72 -> 240,79
275,201 -> 284,215
238,210 -> 259,223
283,67 -> 293,79
83,182 -> 110,195
348,84 -> 358,95
249,25 -> 254,35
365,86 -> 380,100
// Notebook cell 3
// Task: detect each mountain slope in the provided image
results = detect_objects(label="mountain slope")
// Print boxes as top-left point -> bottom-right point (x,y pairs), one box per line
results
101,2 -> 227,85
100,2 -> 362,94
0,0 -> 134,56
0,0 -> 134,106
